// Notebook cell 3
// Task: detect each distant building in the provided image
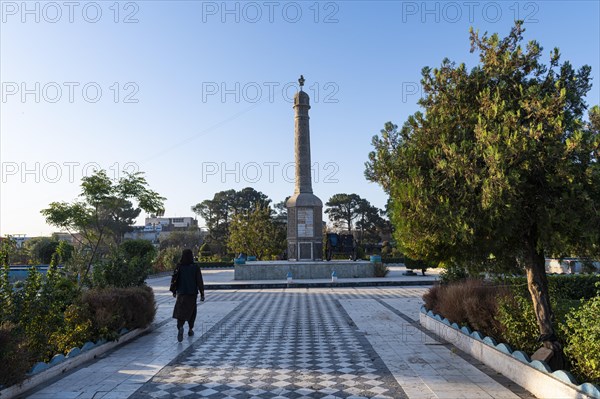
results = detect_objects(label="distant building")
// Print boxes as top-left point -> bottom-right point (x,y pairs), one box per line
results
144,216 -> 198,231
53,232 -> 75,243
1,234 -> 30,248
123,215 -> 200,245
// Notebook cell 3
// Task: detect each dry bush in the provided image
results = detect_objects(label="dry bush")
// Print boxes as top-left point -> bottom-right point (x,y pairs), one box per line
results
422,284 -> 440,311
82,286 -> 156,340
423,279 -> 508,338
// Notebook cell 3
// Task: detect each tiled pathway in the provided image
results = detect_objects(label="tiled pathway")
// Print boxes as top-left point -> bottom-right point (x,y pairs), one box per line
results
25,282 -> 533,399
131,291 -> 407,399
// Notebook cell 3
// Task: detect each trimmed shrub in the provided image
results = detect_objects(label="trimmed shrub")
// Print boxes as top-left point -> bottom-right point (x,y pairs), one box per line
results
549,275 -> 600,300
422,284 -> 439,311
199,243 -> 212,259
498,274 -> 600,300
423,279 -> 506,338
561,284 -> 600,383
82,286 -> 156,340
439,264 -> 469,284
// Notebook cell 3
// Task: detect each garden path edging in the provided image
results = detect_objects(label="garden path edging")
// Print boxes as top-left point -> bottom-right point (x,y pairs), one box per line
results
0,326 -> 150,399
420,307 -> 600,399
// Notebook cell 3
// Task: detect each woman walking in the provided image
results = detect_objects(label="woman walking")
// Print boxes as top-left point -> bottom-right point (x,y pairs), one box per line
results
171,248 -> 205,342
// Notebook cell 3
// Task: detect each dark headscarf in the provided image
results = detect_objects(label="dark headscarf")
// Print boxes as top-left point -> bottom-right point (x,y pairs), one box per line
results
179,249 -> 194,265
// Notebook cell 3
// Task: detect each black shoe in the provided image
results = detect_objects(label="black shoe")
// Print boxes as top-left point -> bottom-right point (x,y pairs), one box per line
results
188,329 -> 194,337
177,327 -> 184,342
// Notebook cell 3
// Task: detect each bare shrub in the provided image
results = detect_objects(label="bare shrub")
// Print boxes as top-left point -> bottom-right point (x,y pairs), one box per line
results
423,279 -> 507,338
82,286 -> 156,340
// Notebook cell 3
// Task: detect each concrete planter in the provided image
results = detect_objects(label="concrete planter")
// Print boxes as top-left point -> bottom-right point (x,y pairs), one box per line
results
420,307 -> 600,399
234,260 -> 374,280
0,327 -> 149,399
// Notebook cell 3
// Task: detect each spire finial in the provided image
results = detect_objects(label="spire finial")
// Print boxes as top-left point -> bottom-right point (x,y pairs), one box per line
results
298,75 -> 305,91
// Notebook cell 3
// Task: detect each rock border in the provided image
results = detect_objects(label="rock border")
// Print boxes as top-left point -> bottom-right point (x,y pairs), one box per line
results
420,306 -> 600,399
0,327 -> 149,399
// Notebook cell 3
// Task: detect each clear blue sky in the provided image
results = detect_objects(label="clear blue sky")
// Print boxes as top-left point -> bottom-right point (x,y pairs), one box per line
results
1,0 -> 599,236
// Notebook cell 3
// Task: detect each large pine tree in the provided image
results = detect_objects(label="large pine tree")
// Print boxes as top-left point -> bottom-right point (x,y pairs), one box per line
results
366,22 -> 600,367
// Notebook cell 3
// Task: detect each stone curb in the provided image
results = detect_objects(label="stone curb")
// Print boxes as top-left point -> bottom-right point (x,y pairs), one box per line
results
419,307 -> 600,399
203,280 -> 436,290
0,327 -> 150,399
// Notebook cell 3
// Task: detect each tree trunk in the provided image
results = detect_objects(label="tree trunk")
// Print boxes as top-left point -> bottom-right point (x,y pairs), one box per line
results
524,239 -> 565,370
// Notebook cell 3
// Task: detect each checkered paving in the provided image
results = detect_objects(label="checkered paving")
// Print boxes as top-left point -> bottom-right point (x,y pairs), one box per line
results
131,291 -> 408,398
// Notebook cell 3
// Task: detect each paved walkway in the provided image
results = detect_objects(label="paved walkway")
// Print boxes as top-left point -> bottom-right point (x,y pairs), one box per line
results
24,277 -> 533,399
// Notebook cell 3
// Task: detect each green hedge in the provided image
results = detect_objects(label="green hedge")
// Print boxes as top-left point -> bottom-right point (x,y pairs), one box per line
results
494,274 -> 600,357
497,274 -> 600,300
561,283 -> 600,383
196,261 -> 233,268
381,257 -> 405,264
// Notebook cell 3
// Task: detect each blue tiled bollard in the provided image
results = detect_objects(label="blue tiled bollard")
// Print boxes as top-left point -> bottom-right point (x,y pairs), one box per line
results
81,341 -> 96,352
49,354 -> 66,366
66,347 -> 81,358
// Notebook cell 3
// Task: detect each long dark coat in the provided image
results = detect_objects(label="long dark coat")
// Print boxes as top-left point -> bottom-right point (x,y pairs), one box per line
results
173,295 -> 197,321
171,263 -> 204,321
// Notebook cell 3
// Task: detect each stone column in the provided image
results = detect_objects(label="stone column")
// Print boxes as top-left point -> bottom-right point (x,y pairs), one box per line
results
286,76 -> 323,261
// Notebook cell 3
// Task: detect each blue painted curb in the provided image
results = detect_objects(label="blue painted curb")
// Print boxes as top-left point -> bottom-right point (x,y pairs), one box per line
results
422,307 -> 600,397
26,330 -> 140,377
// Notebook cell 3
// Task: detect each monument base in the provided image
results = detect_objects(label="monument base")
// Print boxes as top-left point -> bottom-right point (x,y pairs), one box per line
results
234,260 -> 373,280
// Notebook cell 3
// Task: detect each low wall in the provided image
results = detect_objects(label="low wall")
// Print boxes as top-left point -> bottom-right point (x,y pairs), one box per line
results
420,308 -> 600,399
234,260 -> 374,280
546,258 -> 600,274
0,327 -> 149,399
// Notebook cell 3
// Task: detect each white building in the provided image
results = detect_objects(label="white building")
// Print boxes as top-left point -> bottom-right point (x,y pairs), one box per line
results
145,216 -> 198,230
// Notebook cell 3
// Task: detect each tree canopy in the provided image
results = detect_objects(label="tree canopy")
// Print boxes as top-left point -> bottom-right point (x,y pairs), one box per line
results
41,170 -> 165,281
158,230 -> 205,253
227,205 -> 285,260
325,193 -> 388,244
365,22 -> 599,366
325,193 -> 364,233
191,187 -> 271,254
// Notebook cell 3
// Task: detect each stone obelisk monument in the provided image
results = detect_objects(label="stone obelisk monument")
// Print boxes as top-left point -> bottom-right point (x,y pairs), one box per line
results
286,75 -> 323,261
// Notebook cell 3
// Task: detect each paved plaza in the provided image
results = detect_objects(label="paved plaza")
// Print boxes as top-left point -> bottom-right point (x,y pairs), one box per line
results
24,278 -> 533,399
